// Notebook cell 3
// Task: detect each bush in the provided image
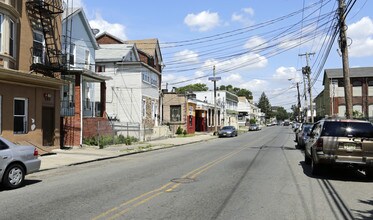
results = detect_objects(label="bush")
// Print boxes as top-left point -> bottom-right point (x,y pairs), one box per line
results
183,129 -> 187,136
176,126 -> 183,135
83,134 -> 138,148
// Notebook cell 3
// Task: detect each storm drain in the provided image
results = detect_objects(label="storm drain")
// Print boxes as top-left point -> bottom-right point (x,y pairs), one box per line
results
171,177 -> 195,184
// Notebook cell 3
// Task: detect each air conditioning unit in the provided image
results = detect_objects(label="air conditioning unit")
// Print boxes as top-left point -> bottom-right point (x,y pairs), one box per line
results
33,56 -> 42,64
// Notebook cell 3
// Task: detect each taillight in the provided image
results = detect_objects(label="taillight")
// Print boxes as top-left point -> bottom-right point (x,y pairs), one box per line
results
34,148 -> 39,157
316,138 -> 323,151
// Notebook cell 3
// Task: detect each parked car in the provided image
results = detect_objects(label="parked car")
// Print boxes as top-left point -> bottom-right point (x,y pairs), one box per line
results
249,124 -> 261,131
218,126 -> 238,138
0,137 -> 41,189
296,123 -> 313,149
304,119 -> 373,178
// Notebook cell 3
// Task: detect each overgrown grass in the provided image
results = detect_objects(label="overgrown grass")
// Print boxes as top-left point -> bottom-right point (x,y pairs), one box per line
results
83,134 -> 138,149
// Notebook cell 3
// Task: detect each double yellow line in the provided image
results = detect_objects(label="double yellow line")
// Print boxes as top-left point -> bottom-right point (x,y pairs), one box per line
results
93,146 -> 250,220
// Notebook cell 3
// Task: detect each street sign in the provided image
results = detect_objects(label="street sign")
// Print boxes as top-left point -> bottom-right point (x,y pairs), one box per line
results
208,77 -> 221,81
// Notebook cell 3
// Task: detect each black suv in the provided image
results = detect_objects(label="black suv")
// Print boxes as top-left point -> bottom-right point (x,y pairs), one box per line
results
305,119 -> 373,178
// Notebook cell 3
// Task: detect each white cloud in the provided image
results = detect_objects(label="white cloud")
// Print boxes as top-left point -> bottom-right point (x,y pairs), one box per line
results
173,50 -> 199,64
348,16 -> 373,57
184,11 -> 220,32
273,66 -> 301,82
244,36 -> 268,51
231,7 -> 255,26
89,13 -> 127,40
239,79 -> 269,93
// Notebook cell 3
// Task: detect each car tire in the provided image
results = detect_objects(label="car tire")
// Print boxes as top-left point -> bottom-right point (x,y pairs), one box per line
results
311,155 -> 321,176
304,151 -> 311,165
2,163 -> 25,189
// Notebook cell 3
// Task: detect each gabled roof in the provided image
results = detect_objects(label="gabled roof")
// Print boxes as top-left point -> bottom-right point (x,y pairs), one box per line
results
95,44 -> 139,62
96,32 -> 125,44
323,67 -> 373,85
62,8 -> 99,50
124,38 -> 163,64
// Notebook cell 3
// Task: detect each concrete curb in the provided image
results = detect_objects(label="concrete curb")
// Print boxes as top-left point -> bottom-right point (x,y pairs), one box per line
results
38,136 -> 217,172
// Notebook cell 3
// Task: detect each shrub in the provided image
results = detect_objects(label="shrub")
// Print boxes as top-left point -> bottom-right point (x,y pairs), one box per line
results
183,129 -> 187,136
176,126 -> 183,135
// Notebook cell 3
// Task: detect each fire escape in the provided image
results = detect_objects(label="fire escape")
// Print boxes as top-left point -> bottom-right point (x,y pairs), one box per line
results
26,0 -> 65,76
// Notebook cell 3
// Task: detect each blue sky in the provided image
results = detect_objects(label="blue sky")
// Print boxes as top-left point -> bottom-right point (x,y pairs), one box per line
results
70,0 -> 373,110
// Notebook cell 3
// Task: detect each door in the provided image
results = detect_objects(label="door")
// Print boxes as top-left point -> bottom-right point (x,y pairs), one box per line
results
42,107 -> 55,146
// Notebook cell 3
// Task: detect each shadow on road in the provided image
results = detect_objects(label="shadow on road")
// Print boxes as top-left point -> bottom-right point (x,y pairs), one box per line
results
353,199 -> 373,220
299,160 -> 372,182
0,179 -> 42,192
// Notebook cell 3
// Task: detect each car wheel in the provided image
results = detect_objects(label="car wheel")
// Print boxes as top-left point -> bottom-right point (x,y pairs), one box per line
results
2,163 -> 25,189
311,155 -> 321,176
304,151 -> 311,165
365,168 -> 373,180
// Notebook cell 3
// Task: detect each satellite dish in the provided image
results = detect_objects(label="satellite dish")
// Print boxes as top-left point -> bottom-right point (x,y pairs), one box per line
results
92,28 -> 100,35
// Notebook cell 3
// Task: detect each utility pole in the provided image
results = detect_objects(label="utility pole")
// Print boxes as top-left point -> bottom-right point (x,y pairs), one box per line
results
296,82 -> 301,122
338,0 -> 353,119
208,66 -> 221,135
299,52 -> 315,123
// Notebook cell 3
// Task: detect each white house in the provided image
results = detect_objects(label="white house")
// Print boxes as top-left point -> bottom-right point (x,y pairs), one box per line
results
95,44 -> 162,140
237,97 -> 251,127
194,90 -> 239,128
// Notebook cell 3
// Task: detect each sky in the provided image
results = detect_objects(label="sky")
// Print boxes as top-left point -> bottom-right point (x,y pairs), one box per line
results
67,0 -> 373,111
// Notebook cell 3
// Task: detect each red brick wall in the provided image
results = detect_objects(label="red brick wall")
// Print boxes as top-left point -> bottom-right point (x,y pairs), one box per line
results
83,117 -> 113,138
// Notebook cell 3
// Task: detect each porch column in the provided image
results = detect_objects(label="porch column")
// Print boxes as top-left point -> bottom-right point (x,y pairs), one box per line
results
100,82 -> 106,117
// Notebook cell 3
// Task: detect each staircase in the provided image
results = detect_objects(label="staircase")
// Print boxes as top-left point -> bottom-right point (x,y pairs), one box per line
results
26,0 -> 64,75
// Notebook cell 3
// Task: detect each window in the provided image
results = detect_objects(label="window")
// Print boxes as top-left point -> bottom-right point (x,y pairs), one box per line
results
69,44 -> 75,65
96,65 -> 105,72
0,95 -> 2,134
170,105 -> 181,122
352,80 -> 362,97
0,140 -> 8,150
0,14 -> 3,52
338,105 -> 346,117
85,49 -> 90,69
142,99 -> 146,118
9,19 -> 14,57
33,31 -> 44,64
14,98 -> 28,134
369,80 -> 373,96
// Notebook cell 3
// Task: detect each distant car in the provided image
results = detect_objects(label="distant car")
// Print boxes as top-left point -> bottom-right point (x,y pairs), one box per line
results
296,123 -> 313,149
305,119 -> 373,178
248,124 -> 261,131
0,137 -> 41,189
218,126 -> 238,137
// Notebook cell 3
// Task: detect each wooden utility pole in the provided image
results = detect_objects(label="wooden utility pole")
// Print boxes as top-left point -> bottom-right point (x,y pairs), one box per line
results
338,0 -> 353,119
299,52 -> 315,123
208,66 -> 221,134
296,82 -> 301,122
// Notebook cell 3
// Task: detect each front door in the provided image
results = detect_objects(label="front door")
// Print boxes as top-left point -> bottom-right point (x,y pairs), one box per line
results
42,107 -> 55,146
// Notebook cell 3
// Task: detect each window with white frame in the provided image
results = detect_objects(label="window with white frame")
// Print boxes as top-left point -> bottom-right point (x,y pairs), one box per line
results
33,31 -> 44,64
9,18 -> 14,57
170,105 -> 181,122
14,98 -> 28,134
368,80 -> 373,96
0,13 -> 3,52
352,80 -> 362,97
338,105 -> 345,117
85,49 -> 90,70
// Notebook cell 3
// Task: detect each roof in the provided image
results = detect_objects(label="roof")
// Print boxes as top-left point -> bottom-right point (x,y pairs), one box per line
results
323,67 -> 373,85
96,44 -> 137,62
124,39 -> 158,57
62,8 -> 99,50
96,32 -> 125,44
238,97 -> 248,102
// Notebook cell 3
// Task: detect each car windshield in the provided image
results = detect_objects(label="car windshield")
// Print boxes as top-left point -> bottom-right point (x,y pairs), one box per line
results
303,126 -> 312,133
222,126 -> 234,130
321,121 -> 373,138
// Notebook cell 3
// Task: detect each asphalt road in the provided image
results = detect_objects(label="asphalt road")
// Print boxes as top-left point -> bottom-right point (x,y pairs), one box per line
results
0,126 -> 372,219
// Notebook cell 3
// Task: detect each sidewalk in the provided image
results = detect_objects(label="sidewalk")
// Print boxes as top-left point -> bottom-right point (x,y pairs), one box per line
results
39,133 -> 217,171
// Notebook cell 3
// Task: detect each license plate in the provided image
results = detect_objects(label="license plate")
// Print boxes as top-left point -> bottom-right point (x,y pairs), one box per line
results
344,143 -> 356,151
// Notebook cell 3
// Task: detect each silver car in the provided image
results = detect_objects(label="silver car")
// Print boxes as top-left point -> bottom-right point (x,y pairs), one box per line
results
0,137 -> 41,189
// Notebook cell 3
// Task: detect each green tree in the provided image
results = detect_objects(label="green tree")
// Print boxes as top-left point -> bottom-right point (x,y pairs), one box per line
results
257,92 -> 272,121
274,106 -> 288,121
176,83 -> 208,94
218,85 -> 253,100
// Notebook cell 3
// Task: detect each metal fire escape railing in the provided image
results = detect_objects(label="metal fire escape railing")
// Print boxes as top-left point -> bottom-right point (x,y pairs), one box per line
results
26,0 -> 64,75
